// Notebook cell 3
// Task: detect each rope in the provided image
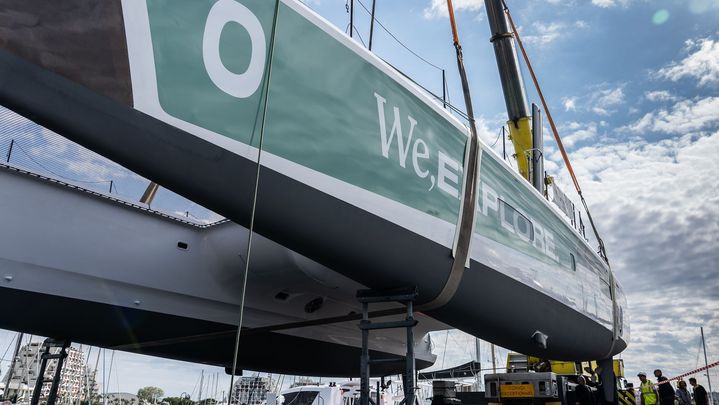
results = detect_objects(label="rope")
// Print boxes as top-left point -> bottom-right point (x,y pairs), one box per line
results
500,0 -> 609,264
489,125 -> 504,148
345,24 -> 368,47
227,0 -> 281,398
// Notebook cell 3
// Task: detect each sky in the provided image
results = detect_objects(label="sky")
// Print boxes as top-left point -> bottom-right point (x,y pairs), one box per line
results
2,0 -> 719,399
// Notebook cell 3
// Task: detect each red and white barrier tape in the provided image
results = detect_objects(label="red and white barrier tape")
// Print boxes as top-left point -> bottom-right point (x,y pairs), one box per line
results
653,360 -> 719,386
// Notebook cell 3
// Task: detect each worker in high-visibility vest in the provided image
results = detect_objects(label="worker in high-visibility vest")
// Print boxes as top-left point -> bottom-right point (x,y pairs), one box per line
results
638,372 -> 658,405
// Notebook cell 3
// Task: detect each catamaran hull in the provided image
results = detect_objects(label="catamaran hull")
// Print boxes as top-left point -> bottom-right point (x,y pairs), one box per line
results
0,0 -> 628,368
0,162 -> 440,376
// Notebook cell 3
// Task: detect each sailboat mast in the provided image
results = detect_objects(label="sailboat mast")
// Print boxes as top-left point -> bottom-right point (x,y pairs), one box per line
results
474,338 -> 481,390
491,344 -> 497,374
701,327 -> 714,404
198,370 -> 205,405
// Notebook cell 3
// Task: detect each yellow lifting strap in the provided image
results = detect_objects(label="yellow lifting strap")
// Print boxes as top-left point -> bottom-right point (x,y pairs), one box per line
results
506,116 -> 533,181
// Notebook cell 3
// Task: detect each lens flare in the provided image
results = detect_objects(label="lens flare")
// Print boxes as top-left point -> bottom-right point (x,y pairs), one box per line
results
652,9 -> 670,25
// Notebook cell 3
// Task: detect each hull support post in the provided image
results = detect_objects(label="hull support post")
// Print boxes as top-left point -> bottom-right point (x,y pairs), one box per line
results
358,287 -> 419,405
30,338 -> 71,405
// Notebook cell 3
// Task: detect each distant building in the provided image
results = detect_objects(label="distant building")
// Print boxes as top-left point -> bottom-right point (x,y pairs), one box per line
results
230,377 -> 273,405
1,341 -> 98,403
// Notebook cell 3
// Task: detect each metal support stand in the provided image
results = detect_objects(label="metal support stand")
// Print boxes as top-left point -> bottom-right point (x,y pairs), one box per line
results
357,287 -> 418,405
597,358 -> 616,405
30,338 -> 71,405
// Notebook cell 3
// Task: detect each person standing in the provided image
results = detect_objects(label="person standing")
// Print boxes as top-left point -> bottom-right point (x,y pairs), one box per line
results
655,370 -> 675,405
639,372 -> 658,405
576,376 -> 596,405
689,378 -> 709,405
676,380 -> 691,405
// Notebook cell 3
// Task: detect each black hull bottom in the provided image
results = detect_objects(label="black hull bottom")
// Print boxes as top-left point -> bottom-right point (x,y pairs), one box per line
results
0,286 -> 431,377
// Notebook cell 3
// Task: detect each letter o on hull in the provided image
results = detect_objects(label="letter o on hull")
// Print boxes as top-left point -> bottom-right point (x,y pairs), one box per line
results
203,0 -> 266,98
514,212 -> 532,242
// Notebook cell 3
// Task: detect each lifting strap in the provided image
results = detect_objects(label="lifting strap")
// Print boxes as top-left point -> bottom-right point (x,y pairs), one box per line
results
418,0 -> 482,311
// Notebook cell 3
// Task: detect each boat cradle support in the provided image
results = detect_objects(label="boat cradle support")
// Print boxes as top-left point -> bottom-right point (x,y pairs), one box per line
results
30,338 -> 71,405
357,287 -> 419,405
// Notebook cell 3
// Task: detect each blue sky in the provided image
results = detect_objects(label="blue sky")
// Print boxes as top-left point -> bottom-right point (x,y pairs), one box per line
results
2,0 -> 719,398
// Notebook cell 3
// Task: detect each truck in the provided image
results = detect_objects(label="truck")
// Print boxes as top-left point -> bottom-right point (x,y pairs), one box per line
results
483,354 -> 635,405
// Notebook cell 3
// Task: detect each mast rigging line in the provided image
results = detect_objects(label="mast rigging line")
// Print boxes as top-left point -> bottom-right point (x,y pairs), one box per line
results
227,0 -> 281,397
389,63 -> 470,121
345,24 -> 368,47
353,0 -> 445,72
349,1 -> 463,121
0,332 -> 16,363
500,0 -> 609,264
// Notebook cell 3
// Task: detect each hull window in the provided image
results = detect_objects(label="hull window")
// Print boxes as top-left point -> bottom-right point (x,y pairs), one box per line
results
499,199 -> 534,242
600,280 -> 612,298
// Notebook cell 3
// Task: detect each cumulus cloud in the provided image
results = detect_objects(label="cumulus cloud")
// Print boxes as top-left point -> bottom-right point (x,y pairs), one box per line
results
523,22 -> 564,46
658,37 -> 719,87
546,129 -> 719,382
592,87 -> 625,116
591,0 -> 633,8
644,90 -> 678,103
624,96 -> 719,134
562,84 -> 626,116
688,0 -> 719,14
423,0 -> 483,19
621,292 -> 719,382
523,21 -> 588,47
560,121 -> 599,147
563,97 -> 578,112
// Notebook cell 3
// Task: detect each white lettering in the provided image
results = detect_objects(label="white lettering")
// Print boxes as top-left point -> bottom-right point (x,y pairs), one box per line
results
203,0 -> 266,98
533,222 -> 545,252
545,231 -> 558,261
478,182 -> 565,263
437,151 -> 460,198
412,139 -> 430,178
374,93 -> 416,168
481,183 -> 499,216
